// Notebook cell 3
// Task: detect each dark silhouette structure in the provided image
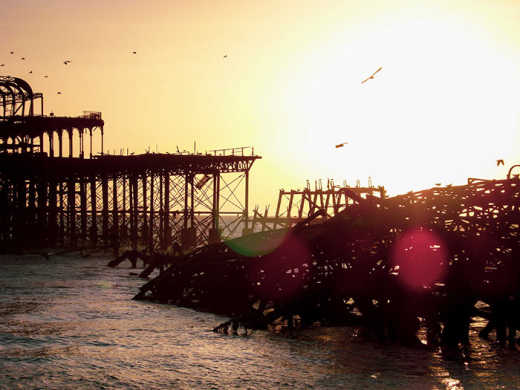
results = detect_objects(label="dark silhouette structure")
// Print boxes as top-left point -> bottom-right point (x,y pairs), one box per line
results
0,76 -> 260,252
135,176 -> 520,354
250,178 -> 386,231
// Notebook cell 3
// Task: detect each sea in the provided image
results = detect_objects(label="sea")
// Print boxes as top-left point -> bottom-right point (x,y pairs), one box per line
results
1,253 -> 520,390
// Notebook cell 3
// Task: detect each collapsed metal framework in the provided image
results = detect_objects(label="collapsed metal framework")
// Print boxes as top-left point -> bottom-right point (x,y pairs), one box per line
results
251,178 -> 386,231
136,176 -> 520,349
0,76 -> 260,251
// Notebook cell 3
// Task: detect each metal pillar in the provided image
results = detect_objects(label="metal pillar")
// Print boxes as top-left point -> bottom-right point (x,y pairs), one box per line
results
90,177 -> 97,244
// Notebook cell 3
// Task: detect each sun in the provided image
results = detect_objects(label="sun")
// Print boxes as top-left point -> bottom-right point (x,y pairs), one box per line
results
275,10 -> 520,195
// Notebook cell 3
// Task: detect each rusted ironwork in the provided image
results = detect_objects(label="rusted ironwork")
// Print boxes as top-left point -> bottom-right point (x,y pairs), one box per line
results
135,176 -> 520,353
251,178 -> 386,231
0,76 -> 261,252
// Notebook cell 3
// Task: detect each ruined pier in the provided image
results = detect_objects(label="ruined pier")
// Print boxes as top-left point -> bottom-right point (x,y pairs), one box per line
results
0,76 -> 260,252
135,176 -> 520,351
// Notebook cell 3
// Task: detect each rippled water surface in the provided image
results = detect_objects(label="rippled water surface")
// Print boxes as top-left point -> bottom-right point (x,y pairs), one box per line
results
1,253 -> 520,389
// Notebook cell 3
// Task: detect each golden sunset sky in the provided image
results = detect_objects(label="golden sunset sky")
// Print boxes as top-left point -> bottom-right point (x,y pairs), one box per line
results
3,0 -> 519,208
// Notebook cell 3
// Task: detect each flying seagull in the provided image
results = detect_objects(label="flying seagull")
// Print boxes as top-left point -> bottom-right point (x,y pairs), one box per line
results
335,142 -> 349,148
497,159 -> 504,166
361,66 -> 382,84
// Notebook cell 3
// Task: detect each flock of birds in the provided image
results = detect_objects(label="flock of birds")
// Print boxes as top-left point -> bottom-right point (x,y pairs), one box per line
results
1,50 -> 146,95
0,54 -> 509,168
1,49 -> 229,96
1,50 -> 76,95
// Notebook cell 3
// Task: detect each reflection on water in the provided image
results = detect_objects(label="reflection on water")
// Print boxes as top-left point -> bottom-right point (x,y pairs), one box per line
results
1,254 -> 519,389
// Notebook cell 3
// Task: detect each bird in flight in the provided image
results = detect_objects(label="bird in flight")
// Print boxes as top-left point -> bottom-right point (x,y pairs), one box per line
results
21,57 -> 26,61
43,75 -> 48,78
29,70 -> 32,74
361,67 -> 382,84
10,51 -> 14,54
132,51 -> 137,54
0,64 -> 4,67
335,142 -> 349,148
64,60 -> 71,65
223,54 -> 228,58
497,159 -> 504,166
57,91 -> 62,95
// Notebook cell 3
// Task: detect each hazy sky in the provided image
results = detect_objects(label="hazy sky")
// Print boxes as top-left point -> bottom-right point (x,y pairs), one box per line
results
2,0 -> 520,207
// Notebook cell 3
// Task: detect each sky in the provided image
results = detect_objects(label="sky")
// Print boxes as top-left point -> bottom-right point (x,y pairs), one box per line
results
2,0 -> 520,208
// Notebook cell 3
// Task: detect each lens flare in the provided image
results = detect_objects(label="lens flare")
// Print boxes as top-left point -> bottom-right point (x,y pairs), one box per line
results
224,229 -> 288,257
390,228 -> 447,290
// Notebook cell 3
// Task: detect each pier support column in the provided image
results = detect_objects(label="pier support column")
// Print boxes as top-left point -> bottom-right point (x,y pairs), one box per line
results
149,172 -> 154,250
58,182 -> 65,246
163,172 -> 170,251
68,178 -> 76,247
48,180 -> 58,247
209,173 -> 220,244
130,174 -> 138,251
102,174 -> 109,243
68,129 -> 73,158
90,177 -> 97,244
122,177 -> 127,245
28,178 -> 36,228
58,131 -> 63,158
79,179 -> 87,244
48,132 -> 54,157
16,178 -> 27,246
39,134 -> 44,155
142,175 -> 148,251
112,176 -> 119,255
243,170 -> 250,234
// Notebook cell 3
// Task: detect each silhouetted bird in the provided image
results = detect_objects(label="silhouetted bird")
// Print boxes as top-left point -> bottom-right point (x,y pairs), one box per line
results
335,142 -> 348,148
10,51 -> 14,54
64,60 -> 71,65
497,159 -> 504,166
223,54 -> 228,58
361,66 -> 382,84
43,75 -> 48,78
132,51 -> 137,54
21,57 -> 25,60
57,91 -> 62,95
29,70 -> 32,74
0,64 -> 4,67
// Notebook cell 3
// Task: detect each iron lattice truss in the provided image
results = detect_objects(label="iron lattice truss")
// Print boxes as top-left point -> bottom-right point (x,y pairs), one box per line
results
137,177 -> 520,347
0,152 -> 260,251
251,179 -> 387,231
0,76 -> 260,251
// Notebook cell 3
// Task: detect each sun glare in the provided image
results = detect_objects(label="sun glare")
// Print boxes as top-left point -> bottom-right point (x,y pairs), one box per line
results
278,10 -> 520,195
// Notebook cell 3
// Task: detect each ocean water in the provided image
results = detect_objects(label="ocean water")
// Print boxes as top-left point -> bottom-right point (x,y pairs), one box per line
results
1,254 -> 520,390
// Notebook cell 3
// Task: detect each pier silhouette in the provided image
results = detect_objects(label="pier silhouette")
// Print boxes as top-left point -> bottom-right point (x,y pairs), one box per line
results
0,76 -> 260,252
